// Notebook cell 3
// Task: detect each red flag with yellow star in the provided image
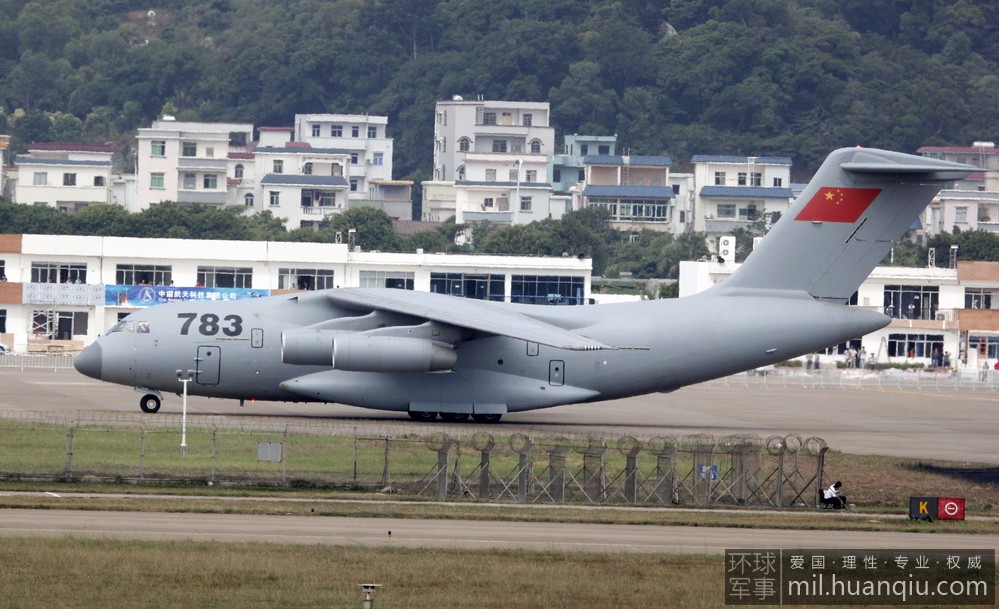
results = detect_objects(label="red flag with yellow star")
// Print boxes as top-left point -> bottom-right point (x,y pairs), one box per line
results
794,187 -> 881,223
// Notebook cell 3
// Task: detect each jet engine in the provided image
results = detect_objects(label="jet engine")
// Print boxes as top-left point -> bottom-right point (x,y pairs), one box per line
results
282,329 -> 456,372
332,334 -> 456,372
282,329 -> 337,366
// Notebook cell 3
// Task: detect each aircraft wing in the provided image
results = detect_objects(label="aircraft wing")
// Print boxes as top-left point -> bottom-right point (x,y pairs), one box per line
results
325,288 -> 613,351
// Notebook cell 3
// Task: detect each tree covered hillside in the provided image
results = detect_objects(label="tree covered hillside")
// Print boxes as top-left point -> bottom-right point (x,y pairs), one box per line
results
1,0 -> 997,180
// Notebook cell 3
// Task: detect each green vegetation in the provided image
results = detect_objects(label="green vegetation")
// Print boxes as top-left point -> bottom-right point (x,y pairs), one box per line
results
3,0 -> 998,180
0,538 -> 712,609
3,0 -> 999,278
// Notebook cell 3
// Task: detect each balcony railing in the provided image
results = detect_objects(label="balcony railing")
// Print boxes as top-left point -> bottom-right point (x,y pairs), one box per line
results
302,206 -> 342,215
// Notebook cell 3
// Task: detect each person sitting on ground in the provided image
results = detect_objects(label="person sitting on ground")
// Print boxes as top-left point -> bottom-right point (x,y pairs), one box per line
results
820,480 -> 848,509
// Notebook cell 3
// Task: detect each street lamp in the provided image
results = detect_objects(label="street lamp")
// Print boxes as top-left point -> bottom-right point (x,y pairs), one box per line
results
360,584 -> 381,609
176,369 -> 195,455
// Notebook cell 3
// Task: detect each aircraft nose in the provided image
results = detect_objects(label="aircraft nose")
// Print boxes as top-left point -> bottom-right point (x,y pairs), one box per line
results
74,343 -> 102,380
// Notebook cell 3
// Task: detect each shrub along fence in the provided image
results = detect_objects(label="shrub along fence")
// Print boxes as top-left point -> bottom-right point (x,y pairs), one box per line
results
0,411 -> 827,508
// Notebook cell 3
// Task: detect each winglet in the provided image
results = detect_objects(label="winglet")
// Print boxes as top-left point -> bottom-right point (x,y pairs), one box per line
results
713,148 -> 976,302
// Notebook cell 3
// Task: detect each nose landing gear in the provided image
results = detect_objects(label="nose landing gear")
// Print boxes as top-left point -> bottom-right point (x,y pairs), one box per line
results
135,388 -> 164,413
140,394 -> 161,413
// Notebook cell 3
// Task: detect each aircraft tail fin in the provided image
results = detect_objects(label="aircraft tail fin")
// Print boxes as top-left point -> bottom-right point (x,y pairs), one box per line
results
714,148 -> 975,302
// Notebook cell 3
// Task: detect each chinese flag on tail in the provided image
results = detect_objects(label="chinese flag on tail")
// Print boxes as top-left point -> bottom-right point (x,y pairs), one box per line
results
794,187 -> 881,223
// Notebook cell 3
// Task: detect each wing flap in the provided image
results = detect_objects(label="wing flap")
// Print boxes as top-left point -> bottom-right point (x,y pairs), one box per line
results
326,288 -> 613,351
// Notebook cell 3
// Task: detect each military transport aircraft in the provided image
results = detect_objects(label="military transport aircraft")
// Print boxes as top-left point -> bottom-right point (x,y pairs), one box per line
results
74,147 -> 974,422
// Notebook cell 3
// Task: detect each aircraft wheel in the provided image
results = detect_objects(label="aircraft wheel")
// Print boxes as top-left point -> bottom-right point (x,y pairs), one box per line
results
471,413 -> 502,424
440,412 -> 470,423
407,411 -> 438,422
139,394 -> 161,414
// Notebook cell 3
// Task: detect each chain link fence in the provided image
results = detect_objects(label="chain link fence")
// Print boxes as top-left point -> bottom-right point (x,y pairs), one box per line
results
710,366 -> 999,391
0,411 -> 828,508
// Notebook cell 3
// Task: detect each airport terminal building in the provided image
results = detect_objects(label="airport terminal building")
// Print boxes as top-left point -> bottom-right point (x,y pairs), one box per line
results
0,234 -> 591,352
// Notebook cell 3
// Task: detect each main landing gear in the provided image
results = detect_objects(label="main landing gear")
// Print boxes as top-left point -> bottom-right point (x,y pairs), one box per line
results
407,411 -> 503,423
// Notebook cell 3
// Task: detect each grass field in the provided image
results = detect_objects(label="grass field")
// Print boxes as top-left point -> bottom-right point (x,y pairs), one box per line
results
0,538 -> 716,609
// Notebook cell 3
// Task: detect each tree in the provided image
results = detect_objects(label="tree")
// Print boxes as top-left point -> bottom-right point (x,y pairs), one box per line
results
477,224 -> 547,255
7,109 -> 51,148
403,230 -> 450,253
71,204 -> 134,236
48,112 -> 84,142
322,207 -> 400,252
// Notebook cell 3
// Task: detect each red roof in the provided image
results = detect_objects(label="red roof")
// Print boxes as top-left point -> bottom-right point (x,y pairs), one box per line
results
285,141 -> 312,149
258,126 -> 294,132
393,220 -> 442,235
228,152 -> 255,159
30,142 -> 114,153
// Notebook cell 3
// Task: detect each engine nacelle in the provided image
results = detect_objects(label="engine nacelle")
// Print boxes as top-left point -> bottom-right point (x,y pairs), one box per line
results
282,329 -> 337,366
333,335 -> 456,372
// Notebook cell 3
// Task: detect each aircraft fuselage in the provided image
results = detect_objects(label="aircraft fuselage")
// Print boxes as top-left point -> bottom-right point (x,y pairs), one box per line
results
77,289 -> 887,414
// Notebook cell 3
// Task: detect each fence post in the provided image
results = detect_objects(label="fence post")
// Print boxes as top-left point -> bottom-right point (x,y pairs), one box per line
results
548,446 -> 568,503
381,437 -> 390,488
511,434 -> 533,503
473,433 -> 495,500
282,428 -> 288,485
210,428 -> 217,484
64,426 -> 74,481
692,438 -> 715,505
581,439 -> 607,503
619,437 -> 643,505
436,442 -> 448,498
139,429 -> 145,482
814,446 -> 828,508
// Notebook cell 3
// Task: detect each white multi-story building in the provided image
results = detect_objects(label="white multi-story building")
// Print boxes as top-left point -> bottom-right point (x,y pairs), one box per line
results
0,135 -> 10,198
918,143 -> 999,239
577,155 -> 692,233
691,155 -> 794,247
294,114 -> 393,199
252,141 -> 352,229
135,117 -> 254,212
13,142 -> 114,212
918,143 -> 999,190
428,97 -> 557,225
551,134 -> 617,194
922,189 -> 999,238
0,233 -> 592,352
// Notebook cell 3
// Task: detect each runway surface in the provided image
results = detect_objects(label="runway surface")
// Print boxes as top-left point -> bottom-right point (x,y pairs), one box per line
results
0,507 -> 996,555
1,367 -> 997,463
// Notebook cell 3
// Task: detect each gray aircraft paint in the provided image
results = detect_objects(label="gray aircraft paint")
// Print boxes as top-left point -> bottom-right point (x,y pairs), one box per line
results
74,148 -> 975,421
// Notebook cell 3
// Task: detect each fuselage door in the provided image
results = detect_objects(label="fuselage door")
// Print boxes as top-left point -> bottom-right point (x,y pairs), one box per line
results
548,360 -> 564,386
196,345 -> 221,385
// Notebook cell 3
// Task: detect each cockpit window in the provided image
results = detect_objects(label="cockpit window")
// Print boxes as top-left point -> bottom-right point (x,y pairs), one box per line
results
136,321 -> 150,334
107,321 -> 138,334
